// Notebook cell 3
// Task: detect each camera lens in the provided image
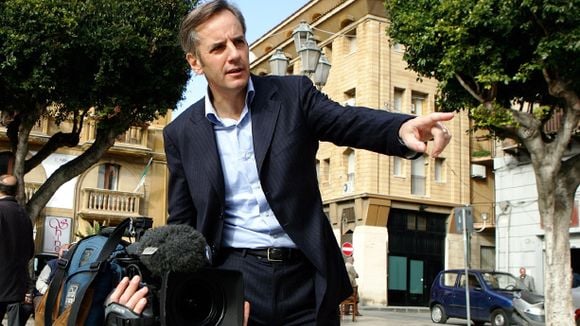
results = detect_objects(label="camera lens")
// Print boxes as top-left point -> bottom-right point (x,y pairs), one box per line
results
166,273 -> 226,326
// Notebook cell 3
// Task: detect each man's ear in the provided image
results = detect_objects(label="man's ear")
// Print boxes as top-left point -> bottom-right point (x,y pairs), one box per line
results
186,53 -> 203,75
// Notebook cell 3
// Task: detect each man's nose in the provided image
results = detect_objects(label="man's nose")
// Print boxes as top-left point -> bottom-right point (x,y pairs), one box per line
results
226,42 -> 242,61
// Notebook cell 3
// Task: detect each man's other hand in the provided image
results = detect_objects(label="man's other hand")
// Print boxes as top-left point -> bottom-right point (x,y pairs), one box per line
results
398,112 -> 454,158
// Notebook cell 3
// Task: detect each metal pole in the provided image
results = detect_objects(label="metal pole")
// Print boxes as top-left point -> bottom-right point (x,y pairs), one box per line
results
463,208 -> 471,324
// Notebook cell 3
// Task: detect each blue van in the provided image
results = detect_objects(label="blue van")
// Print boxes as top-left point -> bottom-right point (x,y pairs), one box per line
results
429,269 -> 545,326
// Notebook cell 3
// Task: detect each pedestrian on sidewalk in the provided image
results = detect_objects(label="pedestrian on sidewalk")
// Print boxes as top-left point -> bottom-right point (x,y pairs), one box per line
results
0,175 -> 35,326
345,256 -> 361,316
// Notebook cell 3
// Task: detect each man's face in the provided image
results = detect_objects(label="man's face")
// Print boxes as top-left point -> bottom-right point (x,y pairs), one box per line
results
520,268 -> 526,276
186,10 -> 250,96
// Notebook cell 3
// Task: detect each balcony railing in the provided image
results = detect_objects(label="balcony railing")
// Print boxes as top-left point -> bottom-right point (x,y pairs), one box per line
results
116,126 -> 148,145
79,188 -> 143,219
84,121 -> 149,148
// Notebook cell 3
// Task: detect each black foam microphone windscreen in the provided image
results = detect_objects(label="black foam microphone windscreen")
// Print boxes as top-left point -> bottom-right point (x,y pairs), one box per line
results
133,224 -> 208,277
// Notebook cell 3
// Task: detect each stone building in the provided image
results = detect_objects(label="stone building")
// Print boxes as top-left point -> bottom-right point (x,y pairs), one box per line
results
0,111 -> 171,255
249,0 -> 495,306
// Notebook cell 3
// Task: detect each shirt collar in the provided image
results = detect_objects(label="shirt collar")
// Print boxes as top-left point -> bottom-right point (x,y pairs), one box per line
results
205,77 -> 255,126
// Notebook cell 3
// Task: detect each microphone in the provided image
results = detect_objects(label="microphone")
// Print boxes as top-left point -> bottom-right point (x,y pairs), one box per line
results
132,224 -> 209,277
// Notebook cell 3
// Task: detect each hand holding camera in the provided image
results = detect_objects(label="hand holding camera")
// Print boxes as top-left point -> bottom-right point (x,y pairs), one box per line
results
105,224 -> 246,326
108,276 -> 149,314
108,275 -> 251,326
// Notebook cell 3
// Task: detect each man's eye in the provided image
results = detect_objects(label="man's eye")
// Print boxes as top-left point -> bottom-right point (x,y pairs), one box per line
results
211,45 -> 225,53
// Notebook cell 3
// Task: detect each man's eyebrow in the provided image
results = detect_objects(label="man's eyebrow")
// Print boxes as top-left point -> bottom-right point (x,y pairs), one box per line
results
206,39 -> 225,50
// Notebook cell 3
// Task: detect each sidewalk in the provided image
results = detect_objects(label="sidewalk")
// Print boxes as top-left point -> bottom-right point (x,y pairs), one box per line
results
340,306 -> 431,325
12,306 -> 432,326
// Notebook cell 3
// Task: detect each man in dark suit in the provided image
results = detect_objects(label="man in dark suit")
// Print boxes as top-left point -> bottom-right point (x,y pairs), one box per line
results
113,1 -> 453,325
0,175 -> 35,326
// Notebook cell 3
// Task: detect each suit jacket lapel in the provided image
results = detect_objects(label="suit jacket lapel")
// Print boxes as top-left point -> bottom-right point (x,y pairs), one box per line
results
188,105 -> 225,202
251,76 -> 281,173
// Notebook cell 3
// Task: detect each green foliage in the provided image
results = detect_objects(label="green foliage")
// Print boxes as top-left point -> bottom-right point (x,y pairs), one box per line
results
470,103 -> 518,131
0,0 -> 195,127
532,105 -> 551,121
385,0 -> 579,122
471,149 -> 491,158
75,220 -> 102,238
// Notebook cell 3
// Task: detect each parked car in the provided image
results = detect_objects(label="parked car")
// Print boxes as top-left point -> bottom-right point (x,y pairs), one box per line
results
429,269 -> 545,326
572,286 -> 580,325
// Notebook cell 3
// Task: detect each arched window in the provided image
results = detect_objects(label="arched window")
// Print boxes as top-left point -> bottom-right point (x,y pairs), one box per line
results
98,163 -> 120,190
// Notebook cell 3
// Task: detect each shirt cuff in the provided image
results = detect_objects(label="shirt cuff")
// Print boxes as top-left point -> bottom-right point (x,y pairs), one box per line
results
397,136 -> 422,160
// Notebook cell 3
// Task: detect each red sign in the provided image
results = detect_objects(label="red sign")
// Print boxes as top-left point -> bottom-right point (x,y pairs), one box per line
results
342,242 -> 353,256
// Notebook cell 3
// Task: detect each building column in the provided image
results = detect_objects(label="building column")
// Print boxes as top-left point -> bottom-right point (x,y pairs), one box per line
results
353,225 -> 388,306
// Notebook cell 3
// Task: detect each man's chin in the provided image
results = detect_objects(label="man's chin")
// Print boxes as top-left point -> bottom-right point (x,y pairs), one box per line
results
227,75 -> 249,89
227,71 -> 249,81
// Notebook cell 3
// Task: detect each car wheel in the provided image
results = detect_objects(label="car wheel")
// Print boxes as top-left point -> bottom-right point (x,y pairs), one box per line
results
430,304 -> 448,324
490,309 -> 509,326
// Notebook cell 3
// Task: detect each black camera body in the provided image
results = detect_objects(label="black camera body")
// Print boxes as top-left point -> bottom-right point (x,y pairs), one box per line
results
102,219 -> 245,326
109,253 -> 244,326
161,269 -> 244,326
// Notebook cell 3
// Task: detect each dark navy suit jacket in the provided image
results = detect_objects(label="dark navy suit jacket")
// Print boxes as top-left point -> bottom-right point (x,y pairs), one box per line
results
163,74 -> 414,320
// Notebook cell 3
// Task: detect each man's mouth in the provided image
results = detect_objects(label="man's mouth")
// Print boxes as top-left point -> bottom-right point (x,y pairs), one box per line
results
226,68 -> 243,75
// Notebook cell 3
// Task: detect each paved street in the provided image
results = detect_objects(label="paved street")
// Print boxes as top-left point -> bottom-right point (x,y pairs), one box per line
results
11,305 -> 482,325
344,306 -> 474,325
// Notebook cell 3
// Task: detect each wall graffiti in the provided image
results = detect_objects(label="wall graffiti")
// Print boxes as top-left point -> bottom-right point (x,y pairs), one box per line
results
42,216 -> 72,253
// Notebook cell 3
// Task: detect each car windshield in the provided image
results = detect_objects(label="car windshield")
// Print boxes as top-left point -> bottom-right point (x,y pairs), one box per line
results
481,272 -> 521,290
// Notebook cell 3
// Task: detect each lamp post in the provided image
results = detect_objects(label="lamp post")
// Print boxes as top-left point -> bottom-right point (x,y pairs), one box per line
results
268,49 -> 288,76
268,20 -> 331,89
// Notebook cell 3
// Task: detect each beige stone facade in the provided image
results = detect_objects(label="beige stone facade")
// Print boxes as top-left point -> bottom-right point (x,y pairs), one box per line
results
250,0 -> 495,306
0,111 -> 171,254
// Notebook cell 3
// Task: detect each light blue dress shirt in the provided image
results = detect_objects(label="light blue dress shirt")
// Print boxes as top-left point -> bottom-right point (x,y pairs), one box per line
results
204,79 -> 297,249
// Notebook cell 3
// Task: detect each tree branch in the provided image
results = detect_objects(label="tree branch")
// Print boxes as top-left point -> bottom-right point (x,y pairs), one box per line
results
455,73 -> 485,103
24,131 -> 81,173
561,153 -> 580,196
25,126 -> 119,222
542,67 -> 580,164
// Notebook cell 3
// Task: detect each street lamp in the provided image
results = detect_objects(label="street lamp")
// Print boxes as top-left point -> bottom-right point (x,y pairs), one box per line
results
269,20 -> 331,88
298,39 -> 321,75
314,53 -> 331,88
292,20 -> 313,51
268,49 -> 288,76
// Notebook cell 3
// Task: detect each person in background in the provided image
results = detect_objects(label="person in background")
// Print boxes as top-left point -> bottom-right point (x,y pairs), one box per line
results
110,1 -> 454,325
344,256 -> 361,316
35,244 -> 71,296
345,256 -> 359,289
518,267 -> 536,293
0,175 -> 35,326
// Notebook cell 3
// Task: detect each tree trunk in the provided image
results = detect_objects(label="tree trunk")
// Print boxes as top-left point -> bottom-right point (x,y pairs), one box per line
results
12,106 -> 42,206
536,169 -> 575,325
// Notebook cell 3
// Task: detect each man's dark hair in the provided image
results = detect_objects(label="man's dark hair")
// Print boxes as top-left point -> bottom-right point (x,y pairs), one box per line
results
0,174 -> 17,196
179,0 -> 247,56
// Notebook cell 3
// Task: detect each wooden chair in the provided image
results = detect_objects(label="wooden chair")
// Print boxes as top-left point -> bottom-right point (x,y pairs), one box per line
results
339,286 -> 358,322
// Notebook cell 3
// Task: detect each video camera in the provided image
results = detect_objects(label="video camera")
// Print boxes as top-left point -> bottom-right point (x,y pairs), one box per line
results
104,218 -> 244,326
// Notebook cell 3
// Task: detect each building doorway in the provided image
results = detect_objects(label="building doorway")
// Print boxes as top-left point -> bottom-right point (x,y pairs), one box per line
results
387,209 -> 447,306
571,248 -> 580,279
